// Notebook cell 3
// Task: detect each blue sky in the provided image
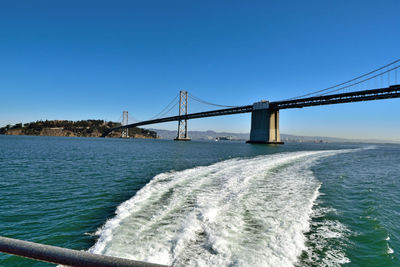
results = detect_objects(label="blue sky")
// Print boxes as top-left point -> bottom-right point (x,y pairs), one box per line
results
1,0 -> 399,140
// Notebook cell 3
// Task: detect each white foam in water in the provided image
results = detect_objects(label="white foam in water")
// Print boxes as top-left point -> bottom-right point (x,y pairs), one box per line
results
386,236 -> 394,254
303,205 -> 351,266
89,149 -> 354,266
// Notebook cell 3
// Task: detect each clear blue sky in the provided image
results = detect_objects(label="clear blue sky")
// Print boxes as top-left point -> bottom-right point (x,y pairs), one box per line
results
1,0 -> 399,141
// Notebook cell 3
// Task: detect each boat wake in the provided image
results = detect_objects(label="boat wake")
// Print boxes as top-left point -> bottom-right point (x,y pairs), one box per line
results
90,149 -> 355,266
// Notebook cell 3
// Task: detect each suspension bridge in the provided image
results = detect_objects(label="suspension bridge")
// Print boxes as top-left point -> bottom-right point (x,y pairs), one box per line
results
103,59 -> 400,144
1,60 -> 400,266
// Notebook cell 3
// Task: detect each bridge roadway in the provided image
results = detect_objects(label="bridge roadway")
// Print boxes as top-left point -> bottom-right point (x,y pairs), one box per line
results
102,84 -> 400,137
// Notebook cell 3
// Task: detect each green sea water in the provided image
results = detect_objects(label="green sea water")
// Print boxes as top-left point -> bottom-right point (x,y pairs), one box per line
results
0,135 -> 399,266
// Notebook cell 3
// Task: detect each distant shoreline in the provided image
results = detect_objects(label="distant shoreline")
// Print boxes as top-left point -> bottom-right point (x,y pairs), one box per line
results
150,128 -> 400,144
0,120 -> 158,139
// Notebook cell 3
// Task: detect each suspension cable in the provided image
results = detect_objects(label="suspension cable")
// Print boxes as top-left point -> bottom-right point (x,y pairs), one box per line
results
319,65 -> 400,96
156,101 -> 178,118
148,93 -> 179,120
128,114 -> 140,123
188,93 -> 238,108
283,58 -> 400,100
117,114 -> 122,124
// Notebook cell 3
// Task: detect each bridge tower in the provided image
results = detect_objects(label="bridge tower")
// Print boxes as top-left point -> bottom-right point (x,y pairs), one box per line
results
174,90 -> 191,141
247,101 -> 283,144
121,110 -> 129,138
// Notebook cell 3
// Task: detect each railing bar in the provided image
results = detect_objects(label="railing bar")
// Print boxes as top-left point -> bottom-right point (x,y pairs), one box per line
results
0,236 -> 167,267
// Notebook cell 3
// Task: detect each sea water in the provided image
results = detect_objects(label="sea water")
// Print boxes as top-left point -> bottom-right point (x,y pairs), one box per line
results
0,135 -> 399,266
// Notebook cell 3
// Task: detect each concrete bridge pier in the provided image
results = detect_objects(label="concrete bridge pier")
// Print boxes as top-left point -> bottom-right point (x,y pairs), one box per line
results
247,101 -> 284,144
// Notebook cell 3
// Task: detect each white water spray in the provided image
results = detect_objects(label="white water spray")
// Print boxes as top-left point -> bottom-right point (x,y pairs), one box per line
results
90,149 -> 355,266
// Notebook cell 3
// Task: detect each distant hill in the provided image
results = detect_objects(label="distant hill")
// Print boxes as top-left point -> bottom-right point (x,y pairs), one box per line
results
0,120 -> 157,139
2,121 -> 397,143
149,128 -> 399,144
149,129 -> 249,140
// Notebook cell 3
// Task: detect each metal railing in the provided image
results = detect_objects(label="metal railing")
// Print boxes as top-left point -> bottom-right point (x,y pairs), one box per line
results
0,236 -> 167,267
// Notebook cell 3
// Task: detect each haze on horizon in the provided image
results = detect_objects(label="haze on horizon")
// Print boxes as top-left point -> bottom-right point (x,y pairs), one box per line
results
1,0 -> 399,141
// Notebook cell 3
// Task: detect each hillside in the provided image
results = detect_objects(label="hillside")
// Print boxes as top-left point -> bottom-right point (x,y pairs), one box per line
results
149,128 -> 399,144
0,120 -> 157,139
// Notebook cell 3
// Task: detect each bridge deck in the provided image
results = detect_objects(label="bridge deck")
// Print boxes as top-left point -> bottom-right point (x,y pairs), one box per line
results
103,84 -> 400,136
